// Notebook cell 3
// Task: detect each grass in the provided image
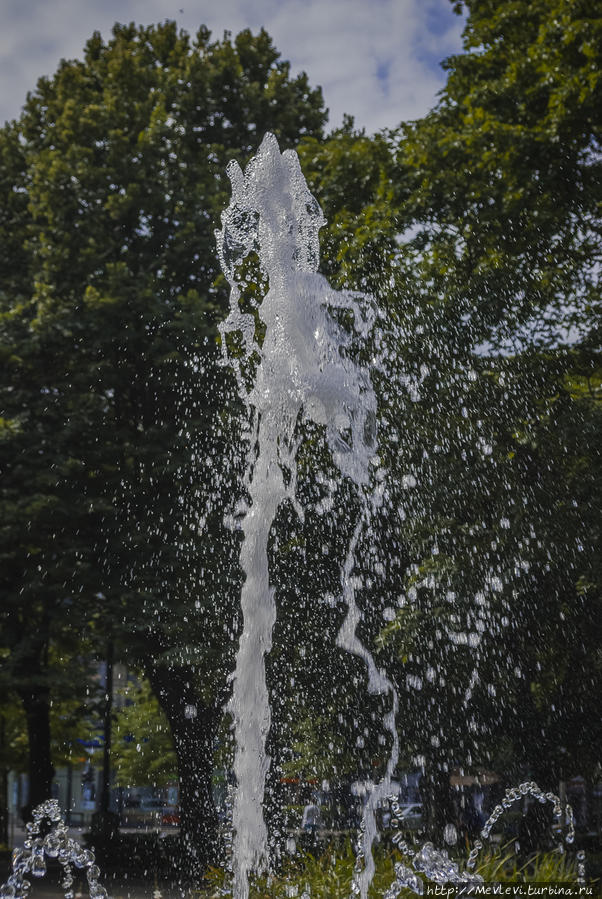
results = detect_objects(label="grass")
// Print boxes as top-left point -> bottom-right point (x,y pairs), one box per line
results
201,843 -> 584,897
476,845 -> 579,883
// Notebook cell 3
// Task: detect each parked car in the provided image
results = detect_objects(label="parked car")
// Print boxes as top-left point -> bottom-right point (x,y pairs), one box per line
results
161,806 -> 180,826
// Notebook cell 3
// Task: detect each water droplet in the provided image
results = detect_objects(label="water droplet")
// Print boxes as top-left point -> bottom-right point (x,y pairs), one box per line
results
30,856 -> 46,879
443,823 -> 457,845
89,885 -> 108,899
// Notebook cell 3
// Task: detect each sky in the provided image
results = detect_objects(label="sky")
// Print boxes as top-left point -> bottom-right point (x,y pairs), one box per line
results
1,0 -> 465,133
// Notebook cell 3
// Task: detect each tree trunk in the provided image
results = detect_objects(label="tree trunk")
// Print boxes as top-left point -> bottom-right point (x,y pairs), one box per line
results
18,682 -> 54,820
147,663 -> 222,877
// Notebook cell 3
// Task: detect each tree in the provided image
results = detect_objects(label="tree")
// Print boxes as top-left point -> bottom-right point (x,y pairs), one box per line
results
374,0 -> 602,830
397,0 -> 601,352
112,679 -> 178,789
0,21 -> 326,871
282,4 -> 602,839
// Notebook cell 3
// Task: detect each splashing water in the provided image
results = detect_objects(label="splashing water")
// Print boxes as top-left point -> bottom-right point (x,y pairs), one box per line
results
0,783 -> 583,899
0,800 -> 108,899
217,132 -> 397,898
384,781 -> 582,896
340,516 -> 400,899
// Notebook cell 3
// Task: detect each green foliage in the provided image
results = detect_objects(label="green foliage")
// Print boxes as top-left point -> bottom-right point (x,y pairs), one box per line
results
203,846 -> 580,897
476,848 -> 578,884
111,679 -> 177,788
298,126 -> 399,292
369,0 -> 602,797
249,0 -> 602,824
0,19 -> 326,852
398,0 -> 602,349
0,17 -> 327,684
204,843 -> 394,899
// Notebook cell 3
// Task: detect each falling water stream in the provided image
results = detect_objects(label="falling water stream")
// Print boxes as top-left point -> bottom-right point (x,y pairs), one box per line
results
0,134 -> 586,899
216,132 -> 392,898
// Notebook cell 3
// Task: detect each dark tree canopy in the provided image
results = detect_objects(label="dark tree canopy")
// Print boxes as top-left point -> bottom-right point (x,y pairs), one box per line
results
0,21 -> 326,865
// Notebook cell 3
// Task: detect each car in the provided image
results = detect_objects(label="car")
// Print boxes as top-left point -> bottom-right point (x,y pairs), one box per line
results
161,806 -> 180,826
375,799 -> 423,830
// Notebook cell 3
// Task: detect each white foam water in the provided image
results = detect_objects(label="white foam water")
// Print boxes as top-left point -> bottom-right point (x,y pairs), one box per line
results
217,133 -> 395,898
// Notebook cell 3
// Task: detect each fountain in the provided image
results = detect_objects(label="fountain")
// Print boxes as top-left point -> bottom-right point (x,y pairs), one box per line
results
1,800 -> 108,899
213,134 -> 586,896
216,132 -> 391,899
1,134 -> 587,899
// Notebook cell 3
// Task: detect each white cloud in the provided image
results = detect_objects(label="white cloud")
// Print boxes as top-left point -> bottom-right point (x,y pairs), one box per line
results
0,0 -> 463,132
